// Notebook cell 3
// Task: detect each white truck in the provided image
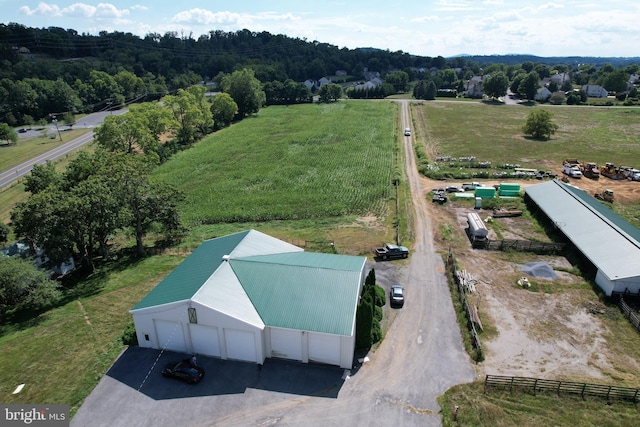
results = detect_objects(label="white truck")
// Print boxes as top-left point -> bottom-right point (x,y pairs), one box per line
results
562,163 -> 582,178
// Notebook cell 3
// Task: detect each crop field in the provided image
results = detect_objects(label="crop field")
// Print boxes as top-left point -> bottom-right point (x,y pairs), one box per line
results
153,101 -> 397,225
412,102 -> 640,168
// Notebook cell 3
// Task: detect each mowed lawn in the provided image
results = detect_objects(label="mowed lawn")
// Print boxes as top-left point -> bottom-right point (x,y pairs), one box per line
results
412,102 -> 640,168
0,100 -> 400,415
153,101 -> 397,225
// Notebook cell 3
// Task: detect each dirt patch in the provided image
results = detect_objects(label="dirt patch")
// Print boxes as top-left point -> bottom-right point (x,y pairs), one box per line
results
420,175 -> 640,381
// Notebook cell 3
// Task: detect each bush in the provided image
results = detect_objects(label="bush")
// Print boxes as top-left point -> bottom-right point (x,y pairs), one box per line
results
374,284 -> 386,307
374,305 -> 383,321
121,321 -> 138,346
371,321 -> 383,344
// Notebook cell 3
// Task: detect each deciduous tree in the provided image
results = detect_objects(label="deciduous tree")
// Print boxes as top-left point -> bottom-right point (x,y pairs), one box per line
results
0,256 -> 61,320
0,123 -> 18,144
220,68 -> 265,118
483,71 -> 509,99
210,93 -> 238,129
522,109 -> 558,140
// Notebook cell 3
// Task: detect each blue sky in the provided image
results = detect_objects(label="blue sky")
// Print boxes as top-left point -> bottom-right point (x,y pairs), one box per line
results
3,0 -> 639,58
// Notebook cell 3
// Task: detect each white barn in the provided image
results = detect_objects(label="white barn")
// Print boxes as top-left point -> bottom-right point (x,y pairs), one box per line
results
130,230 -> 366,369
525,180 -> 640,296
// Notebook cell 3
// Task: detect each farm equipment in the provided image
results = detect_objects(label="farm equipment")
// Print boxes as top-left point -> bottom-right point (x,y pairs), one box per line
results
581,162 -> 600,180
600,163 -> 626,180
594,189 -> 614,203
432,188 -> 447,204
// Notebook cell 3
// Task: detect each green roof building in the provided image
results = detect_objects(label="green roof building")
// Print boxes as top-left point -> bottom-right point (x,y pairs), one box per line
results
130,230 -> 366,369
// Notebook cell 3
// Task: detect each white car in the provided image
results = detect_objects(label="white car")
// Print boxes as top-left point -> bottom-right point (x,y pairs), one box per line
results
404,128 -> 411,136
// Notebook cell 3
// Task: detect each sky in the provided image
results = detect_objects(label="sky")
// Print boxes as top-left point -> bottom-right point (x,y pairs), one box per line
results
3,0 -> 640,58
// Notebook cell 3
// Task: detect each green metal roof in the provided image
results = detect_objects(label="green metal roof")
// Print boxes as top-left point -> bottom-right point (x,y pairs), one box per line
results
131,230 -> 250,310
131,230 -> 366,336
230,253 -> 365,335
561,183 -> 640,243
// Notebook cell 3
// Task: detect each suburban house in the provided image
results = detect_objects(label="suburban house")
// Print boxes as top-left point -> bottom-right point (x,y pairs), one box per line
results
130,230 -> 367,369
464,75 -> 488,98
550,72 -> 571,85
534,87 -> 552,101
582,84 -> 608,98
525,180 -> 640,296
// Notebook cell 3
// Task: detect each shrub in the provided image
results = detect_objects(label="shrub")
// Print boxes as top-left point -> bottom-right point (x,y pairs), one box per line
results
374,305 -> 383,321
374,284 -> 386,307
121,321 -> 138,346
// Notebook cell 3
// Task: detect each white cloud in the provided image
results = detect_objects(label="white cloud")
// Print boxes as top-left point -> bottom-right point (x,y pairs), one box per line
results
19,2 -> 129,19
172,9 -> 300,27
411,15 -> 439,23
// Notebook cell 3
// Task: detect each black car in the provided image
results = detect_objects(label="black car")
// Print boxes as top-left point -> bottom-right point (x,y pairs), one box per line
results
161,360 -> 205,384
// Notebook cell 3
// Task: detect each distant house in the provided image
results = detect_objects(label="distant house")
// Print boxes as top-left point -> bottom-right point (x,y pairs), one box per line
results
353,81 -> 379,91
628,74 -> 640,87
534,87 -> 552,101
582,84 -> 608,98
550,72 -> 571,85
335,70 -> 347,77
318,77 -> 332,87
303,80 -> 315,90
464,75 -> 489,98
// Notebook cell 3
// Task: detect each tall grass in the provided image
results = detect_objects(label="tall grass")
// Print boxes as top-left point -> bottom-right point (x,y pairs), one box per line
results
153,102 -> 397,225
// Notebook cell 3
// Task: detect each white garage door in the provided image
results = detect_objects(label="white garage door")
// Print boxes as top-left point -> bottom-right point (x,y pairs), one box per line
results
270,328 -> 302,361
308,333 -> 341,366
155,320 -> 186,353
225,329 -> 257,362
189,324 -> 221,357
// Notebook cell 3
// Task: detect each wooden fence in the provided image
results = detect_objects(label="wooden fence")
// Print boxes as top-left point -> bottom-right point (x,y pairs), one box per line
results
447,249 -> 483,362
472,239 -> 565,254
617,295 -> 640,333
484,375 -> 640,404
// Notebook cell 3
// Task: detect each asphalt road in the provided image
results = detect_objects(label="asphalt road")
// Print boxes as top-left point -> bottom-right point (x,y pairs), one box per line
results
71,101 -> 475,426
1,110 -> 126,189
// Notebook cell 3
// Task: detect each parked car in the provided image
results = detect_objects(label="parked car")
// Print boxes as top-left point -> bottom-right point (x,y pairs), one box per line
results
390,284 -> 405,307
445,186 -> 463,193
404,128 -> 411,136
18,128 -> 27,133
161,359 -> 205,384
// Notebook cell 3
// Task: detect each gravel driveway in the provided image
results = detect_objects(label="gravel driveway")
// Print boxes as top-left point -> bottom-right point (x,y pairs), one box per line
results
72,100 -> 475,426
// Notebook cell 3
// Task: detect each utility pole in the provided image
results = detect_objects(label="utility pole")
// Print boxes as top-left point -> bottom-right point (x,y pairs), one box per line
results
50,114 -> 62,141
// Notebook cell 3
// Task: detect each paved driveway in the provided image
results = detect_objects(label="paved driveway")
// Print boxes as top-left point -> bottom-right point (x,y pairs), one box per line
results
72,346 -> 347,427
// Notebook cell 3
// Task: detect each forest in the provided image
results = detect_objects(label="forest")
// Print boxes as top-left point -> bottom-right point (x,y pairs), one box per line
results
1,22 -> 640,128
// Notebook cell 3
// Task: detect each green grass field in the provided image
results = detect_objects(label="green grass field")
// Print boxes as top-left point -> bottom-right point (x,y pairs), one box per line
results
0,128 -> 91,172
153,101 -> 397,225
412,102 -> 640,168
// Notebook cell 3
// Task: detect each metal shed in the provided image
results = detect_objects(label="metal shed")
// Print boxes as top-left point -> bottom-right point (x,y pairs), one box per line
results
525,180 -> 640,295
